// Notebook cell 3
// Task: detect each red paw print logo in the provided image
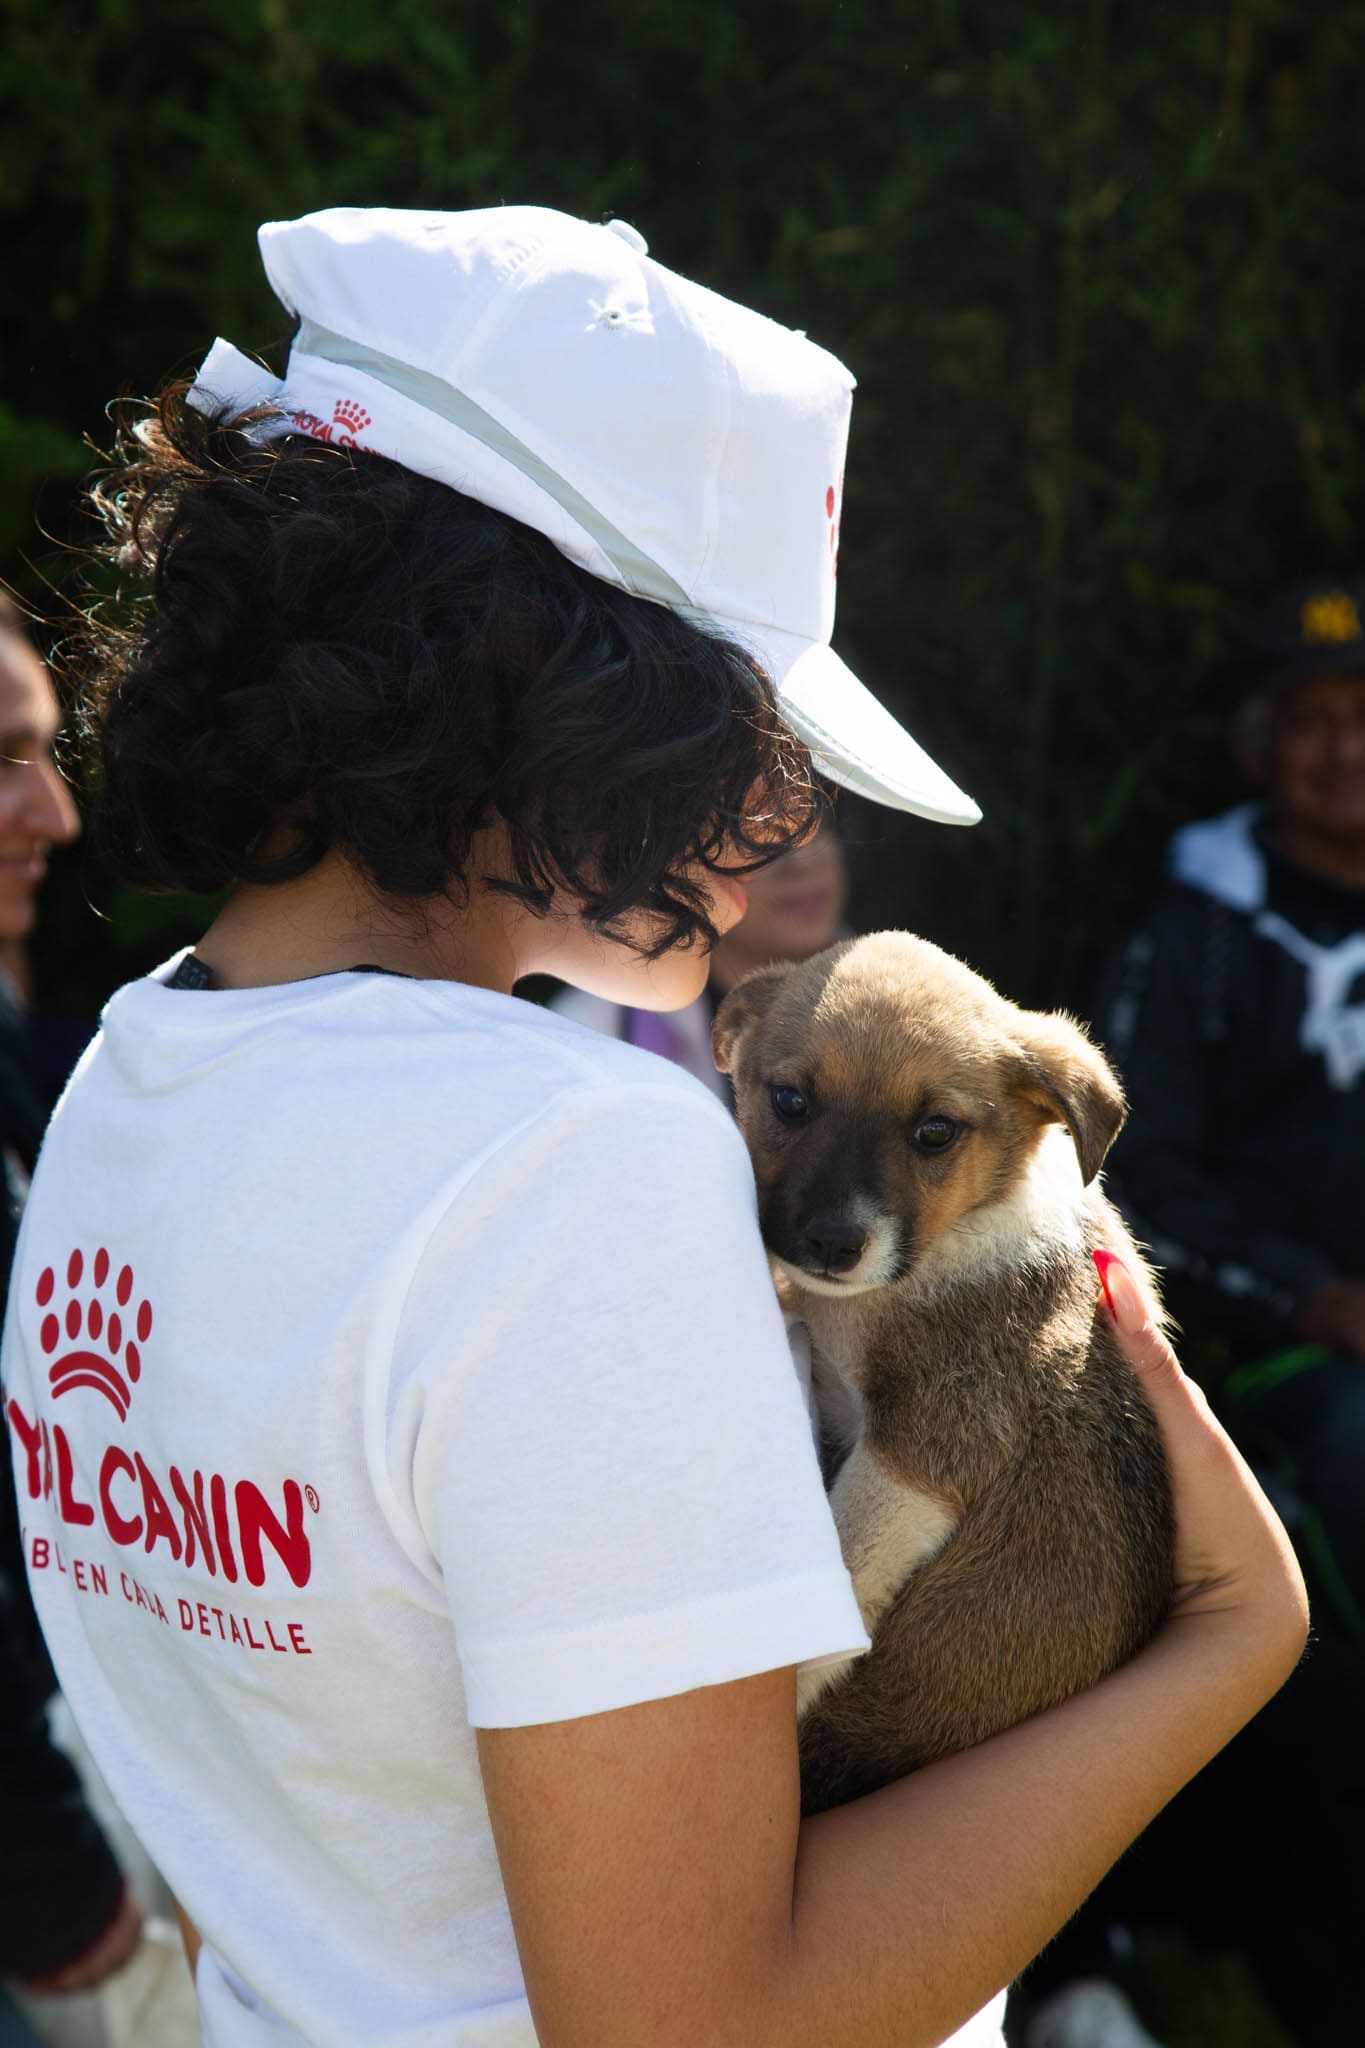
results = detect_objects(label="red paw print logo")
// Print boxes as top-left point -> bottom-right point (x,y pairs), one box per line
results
331,399 -> 370,447
37,1250 -> 152,1422
825,474 -> 844,579
286,400 -> 371,449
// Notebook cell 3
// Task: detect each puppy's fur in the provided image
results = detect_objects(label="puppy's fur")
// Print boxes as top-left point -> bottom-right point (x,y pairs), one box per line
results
714,932 -> 1173,1816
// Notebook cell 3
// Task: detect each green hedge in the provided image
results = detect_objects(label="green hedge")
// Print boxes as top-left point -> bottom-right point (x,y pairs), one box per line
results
3,0 -> 1362,1013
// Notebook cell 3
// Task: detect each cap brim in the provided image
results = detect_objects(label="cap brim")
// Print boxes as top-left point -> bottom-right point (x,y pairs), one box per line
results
747,628 -> 982,826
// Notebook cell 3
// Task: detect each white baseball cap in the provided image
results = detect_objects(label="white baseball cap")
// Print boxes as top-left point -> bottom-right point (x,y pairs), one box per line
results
187,205 -> 980,825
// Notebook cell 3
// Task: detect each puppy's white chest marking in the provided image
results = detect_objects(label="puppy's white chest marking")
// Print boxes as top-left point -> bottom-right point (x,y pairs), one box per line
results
797,1438 -> 959,1717
833,1439 -> 959,1630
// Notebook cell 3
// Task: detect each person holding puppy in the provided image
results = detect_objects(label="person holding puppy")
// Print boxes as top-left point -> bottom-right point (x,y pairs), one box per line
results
2,207 -> 1306,2048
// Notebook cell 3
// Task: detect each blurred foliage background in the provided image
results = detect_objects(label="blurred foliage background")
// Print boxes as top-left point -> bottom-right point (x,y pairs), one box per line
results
2,0 -> 1363,1018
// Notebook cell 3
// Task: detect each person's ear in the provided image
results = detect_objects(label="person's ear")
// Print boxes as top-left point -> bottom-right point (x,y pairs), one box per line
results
1011,1012 -> 1126,1186
712,965 -> 790,1075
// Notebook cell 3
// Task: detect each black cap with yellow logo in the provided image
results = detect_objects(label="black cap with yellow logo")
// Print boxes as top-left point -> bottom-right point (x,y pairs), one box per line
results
1245,576 -> 1365,699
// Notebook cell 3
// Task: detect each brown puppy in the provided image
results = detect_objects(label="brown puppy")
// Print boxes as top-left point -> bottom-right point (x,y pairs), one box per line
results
713,931 -> 1173,1816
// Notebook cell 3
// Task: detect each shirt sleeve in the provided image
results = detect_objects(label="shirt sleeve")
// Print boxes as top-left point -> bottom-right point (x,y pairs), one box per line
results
391,1080 -> 869,1728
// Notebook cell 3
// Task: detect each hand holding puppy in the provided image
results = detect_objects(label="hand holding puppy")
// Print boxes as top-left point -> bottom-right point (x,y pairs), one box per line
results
1095,1248 -> 1309,1653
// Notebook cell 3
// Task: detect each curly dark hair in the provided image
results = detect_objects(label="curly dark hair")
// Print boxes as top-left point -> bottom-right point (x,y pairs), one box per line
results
74,383 -> 825,956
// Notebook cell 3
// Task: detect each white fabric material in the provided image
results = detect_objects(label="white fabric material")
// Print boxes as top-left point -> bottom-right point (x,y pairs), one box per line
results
1166,800 -> 1267,912
1023,1980 -> 1162,2048
3,960 -> 873,2047
953,1994 -> 1009,2047
185,204 -> 980,825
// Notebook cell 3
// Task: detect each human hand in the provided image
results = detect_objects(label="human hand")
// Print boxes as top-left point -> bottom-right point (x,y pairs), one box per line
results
1293,1277 -> 1365,1359
20,1883 -> 144,1994
1094,1250 -> 1308,1662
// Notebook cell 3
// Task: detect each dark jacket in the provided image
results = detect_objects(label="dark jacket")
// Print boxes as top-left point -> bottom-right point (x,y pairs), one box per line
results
1,980 -> 123,1978
1097,802 -> 1365,1356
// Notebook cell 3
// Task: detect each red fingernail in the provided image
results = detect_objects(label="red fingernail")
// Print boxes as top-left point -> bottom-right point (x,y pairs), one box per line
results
1093,1248 -> 1120,1321
1093,1248 -> 1148,1334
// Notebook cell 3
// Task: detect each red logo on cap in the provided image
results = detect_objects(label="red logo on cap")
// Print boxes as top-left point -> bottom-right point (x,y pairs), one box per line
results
287,400 -> 372,450
826,474 -> 844,578
37,1250 -> 151,1422
331,400 -> 371,447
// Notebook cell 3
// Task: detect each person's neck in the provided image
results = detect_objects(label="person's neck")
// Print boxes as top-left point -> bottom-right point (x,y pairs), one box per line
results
194,847 -> 520,994
1266,812 -> 1365,893
708,934 -> 775,996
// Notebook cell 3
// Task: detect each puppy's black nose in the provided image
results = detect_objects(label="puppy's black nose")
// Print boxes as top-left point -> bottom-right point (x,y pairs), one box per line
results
805,1217 -> 867,1274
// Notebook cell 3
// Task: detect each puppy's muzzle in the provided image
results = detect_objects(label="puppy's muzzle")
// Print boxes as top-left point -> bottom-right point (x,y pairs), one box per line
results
768,1197 -> 906,1297
804,1216 -> 868,1277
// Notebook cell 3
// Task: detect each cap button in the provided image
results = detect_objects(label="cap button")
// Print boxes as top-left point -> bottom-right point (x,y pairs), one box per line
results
605,218 -> 648,257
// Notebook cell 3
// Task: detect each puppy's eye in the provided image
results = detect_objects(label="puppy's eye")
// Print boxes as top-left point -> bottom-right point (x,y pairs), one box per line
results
771,1085 -> 811,1123
912,1115 -> 960,1154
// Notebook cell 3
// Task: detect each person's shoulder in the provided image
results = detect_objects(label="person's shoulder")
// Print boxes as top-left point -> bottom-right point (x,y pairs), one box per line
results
1098,818 -> 1259,1032
402,1002 -> 759,1273
523,1004 -> 742,1151
345,976 -> 742,1172
1164,801 -> 1267,915
469,1000 -> 753,1207
87,963 -> 742,1181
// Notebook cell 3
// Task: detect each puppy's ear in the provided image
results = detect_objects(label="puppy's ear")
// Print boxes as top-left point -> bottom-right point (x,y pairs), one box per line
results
712,965 -> 790,1075
1013,1012 -> 1126,1185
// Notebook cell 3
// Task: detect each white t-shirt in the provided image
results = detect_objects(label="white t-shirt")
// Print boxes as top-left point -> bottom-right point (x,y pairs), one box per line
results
1,958 -> 1005,2048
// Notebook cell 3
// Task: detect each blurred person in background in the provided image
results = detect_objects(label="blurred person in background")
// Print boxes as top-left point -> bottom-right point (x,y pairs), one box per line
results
1027,578 -> 1365,2048
1099,577 -> 1365,1623
0,597 -> 143,2037
0,593 -> 85,1036
551,809 -> 848,1091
